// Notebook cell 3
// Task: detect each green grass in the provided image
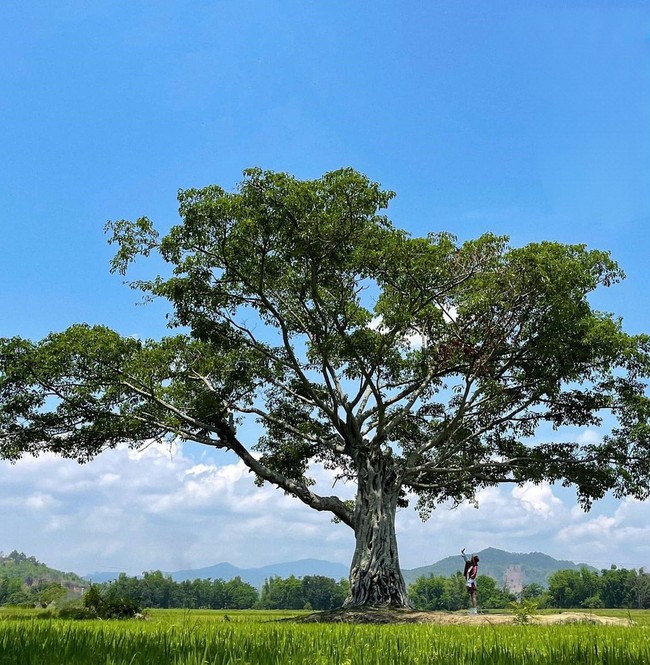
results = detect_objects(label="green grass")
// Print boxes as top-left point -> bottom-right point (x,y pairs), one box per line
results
2,608 -> 650,664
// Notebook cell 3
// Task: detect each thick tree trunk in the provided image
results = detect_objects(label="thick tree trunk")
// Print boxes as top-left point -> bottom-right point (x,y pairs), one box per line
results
344,453 -> 411,608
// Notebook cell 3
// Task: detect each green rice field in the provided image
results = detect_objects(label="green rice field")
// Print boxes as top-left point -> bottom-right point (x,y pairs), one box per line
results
1,608 -> 650,665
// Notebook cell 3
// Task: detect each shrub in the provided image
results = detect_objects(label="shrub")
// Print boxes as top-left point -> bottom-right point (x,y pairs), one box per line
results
73,583 -> 143,619
57,604 -> 97,620
510,599 -> 539,625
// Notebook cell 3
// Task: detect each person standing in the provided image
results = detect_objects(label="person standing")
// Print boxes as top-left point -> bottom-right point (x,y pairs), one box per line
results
461,548 -> 479,614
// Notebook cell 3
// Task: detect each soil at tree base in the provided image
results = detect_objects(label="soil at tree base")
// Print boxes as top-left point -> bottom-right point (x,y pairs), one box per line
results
289,608 -> 633,625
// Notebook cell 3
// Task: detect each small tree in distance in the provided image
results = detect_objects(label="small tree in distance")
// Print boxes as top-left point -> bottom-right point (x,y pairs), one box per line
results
2,168 -> 650,608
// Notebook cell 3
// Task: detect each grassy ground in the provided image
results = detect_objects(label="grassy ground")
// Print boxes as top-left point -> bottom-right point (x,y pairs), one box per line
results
1,607 -> 650,664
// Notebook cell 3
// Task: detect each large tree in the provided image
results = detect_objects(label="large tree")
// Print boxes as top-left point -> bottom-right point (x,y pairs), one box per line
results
2,168 -> 650,608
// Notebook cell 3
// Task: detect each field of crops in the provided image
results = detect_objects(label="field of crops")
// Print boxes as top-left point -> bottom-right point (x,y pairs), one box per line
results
2,608 -> 650,665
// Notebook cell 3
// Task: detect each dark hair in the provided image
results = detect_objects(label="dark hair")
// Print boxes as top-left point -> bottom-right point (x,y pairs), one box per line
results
473,555 -> 480,563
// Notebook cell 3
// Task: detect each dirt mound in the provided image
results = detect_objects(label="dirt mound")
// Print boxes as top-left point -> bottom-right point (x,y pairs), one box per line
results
295,609 -> 632,626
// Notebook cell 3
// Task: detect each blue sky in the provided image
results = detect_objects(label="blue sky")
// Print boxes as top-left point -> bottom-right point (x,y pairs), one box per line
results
1,1 -> 650,577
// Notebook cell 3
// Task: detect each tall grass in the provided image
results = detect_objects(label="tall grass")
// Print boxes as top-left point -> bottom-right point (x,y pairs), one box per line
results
1,610 -> 650,665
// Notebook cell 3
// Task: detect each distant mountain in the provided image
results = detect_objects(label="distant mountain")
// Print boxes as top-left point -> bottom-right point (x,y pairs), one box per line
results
84,558 -> 350,587
169,562 -> 243,583
5,542 -> 603,600
169,558 -> 349,586
402,547 -> 597,588
84,549 -> 595,590
84,571 -> 130,584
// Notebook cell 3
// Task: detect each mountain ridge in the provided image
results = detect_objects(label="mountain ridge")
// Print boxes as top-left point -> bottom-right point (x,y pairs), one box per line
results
0,551 -> 87,591
84,558 -> 350,586
84,549 -> 597,589
402,547 -> 597,587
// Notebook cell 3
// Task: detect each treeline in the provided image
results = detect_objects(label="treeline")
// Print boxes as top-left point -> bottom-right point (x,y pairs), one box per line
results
259,575 -> 348,610
0,551 -> 81,607
545,566 -> 650,609
4,564 -> 650,611
0,577 -> 70,607
409,566 -> 650,611
0,550 -> 87,607
409,573 -> 514,610
92,571 -> 349,610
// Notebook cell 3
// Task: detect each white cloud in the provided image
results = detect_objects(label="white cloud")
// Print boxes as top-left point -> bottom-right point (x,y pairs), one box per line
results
395,481 -> 650,572
555,497 -> 650,569
25,493 -> 59,510
369,308 -> 457,350
441,305 -> 458,324
512,483 -> 562,519
184,463 -> 214,477
576,428 -> 602,445
557,515 -> 618,542
368,316 -> 384,332
0,444 -> 356,575
2,446 -> 650,577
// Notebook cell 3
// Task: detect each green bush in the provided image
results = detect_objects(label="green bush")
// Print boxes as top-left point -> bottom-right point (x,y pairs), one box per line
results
57,605 -> 97,620
77,584 -> 142,619
582,594 -> 604,609
509,599 -> 539,624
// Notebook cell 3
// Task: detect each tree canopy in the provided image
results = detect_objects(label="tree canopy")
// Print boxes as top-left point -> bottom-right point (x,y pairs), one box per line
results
2,167 -> 650,607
